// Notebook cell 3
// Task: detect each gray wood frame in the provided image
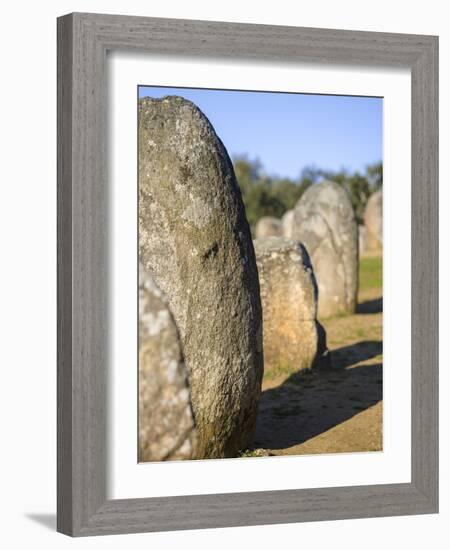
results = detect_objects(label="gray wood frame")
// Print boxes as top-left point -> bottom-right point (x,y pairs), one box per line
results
57,12 -> 438,537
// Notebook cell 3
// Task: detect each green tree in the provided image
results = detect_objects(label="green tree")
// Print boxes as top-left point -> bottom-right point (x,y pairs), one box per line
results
233,156 -> 262,196
232,156 -> 382,228
366,161 -> 383,191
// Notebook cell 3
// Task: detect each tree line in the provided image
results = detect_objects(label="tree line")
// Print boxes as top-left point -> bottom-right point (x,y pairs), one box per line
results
233,156 -> 382,227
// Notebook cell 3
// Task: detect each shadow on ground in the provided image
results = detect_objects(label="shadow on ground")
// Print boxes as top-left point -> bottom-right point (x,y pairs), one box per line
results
253,340 -> 382,451
331,340 -> 382,369
357,297 -> 383,314
25,513 -> 56,531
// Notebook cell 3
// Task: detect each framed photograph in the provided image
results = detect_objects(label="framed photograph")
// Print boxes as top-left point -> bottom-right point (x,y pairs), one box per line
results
57,13 -> 438,536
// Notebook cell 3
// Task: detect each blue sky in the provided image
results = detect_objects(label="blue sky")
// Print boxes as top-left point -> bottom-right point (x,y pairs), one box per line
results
139,86 -> 382,180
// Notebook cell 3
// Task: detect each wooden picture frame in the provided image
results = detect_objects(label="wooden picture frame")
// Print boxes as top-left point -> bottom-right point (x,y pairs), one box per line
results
57,12 -> 438,536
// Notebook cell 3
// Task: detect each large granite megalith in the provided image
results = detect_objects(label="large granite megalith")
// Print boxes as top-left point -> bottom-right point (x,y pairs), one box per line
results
254,237 -> 330,375
254,216 -> 283,239
293,181 -> 358,318
139,96 -> 263,458
364,189 -> 383,251
139,265 -> 198,462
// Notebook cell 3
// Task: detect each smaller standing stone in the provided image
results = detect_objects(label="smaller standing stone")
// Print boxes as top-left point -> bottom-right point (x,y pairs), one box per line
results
364,190 -> 383,250
139,265 -> 197,462
254,237 -> 330,375
255,216 -> 283,239
281,209 -> 295,238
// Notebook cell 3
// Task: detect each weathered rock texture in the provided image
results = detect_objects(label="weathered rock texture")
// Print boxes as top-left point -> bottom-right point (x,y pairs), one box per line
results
139,96 -> 263,459
358,225 -> 367,256
364,190 -> 383,250
139,265 -> 198,462
281,209 -> 295,238
254,237 -> 330,374
255,216 -> 283,239
293,181 -> 358,318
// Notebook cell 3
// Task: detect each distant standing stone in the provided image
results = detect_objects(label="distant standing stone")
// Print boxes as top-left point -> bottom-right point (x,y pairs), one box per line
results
139,266 -> 198,462
281,209 -> 295,238
364,190 -> 383,250
293,181 -> 358,318
254,237 -> 330,374
255,216 -> 283,239
139,96 -> 263,459
358,225 -> 367,256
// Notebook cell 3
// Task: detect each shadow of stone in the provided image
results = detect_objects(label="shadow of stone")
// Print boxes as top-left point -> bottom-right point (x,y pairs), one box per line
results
331,340 -> 382,369
357,297 -> 383,314
25,513 -> 56,531
253,340 -> 382,451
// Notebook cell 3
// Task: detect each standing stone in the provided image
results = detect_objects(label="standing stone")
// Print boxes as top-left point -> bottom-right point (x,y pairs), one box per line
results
254,237 -> 330,375
281,209 -> 295,238
255,216 -> 283,239
139,96 -> 263,459
358,225 -> 367,256
139,265 -> 198,462
293,180 -> 358,318
364,189 -> 383,250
